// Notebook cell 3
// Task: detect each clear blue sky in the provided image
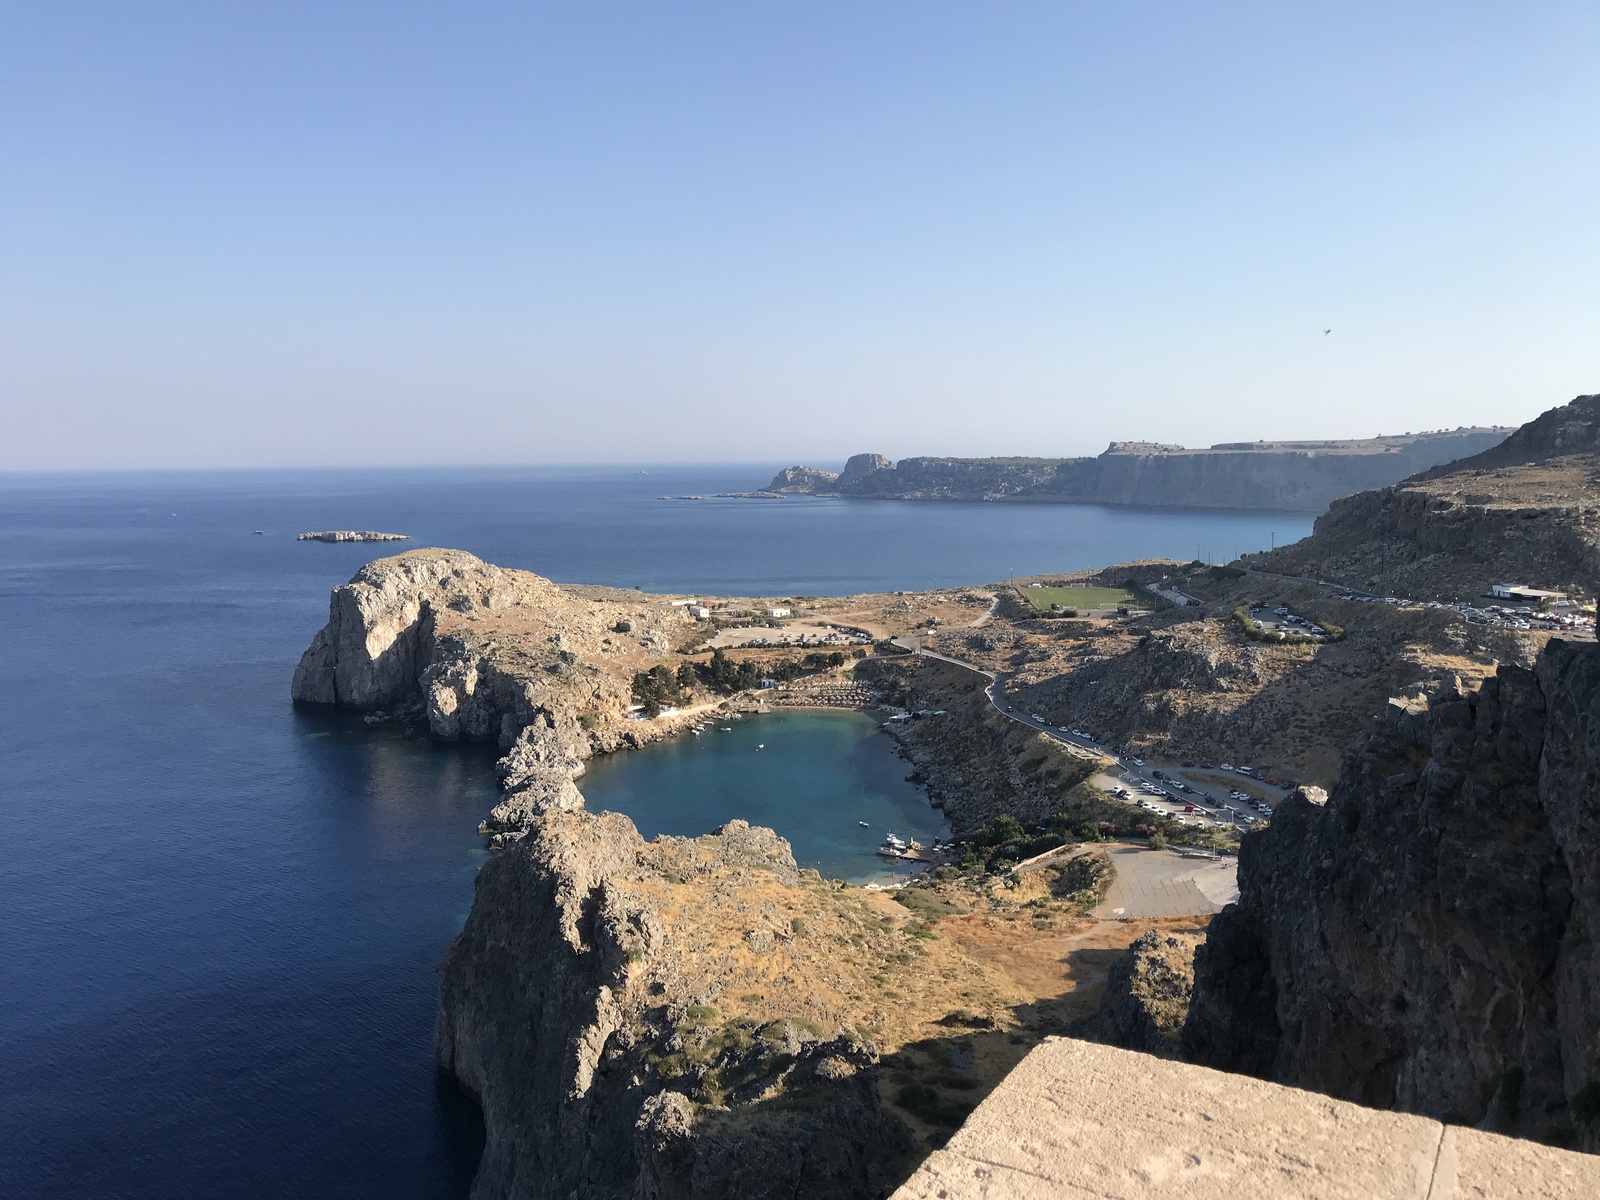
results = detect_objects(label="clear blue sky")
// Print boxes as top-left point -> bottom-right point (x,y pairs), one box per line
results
3,2 -> 1597,469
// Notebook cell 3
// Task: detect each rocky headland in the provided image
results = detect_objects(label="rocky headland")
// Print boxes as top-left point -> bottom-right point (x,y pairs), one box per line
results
765,428 -> 1510,512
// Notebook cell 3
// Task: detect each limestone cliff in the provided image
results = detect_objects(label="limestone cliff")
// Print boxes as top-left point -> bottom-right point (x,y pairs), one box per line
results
436,810 -> 926,1200
763,428 -> 1510,512
1184,640 -> 1600,1150
292,547 -> 693,744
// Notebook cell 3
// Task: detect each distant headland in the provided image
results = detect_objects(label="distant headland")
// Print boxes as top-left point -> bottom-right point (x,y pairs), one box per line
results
757,427 -> 1512,513
296,530 -> 410,543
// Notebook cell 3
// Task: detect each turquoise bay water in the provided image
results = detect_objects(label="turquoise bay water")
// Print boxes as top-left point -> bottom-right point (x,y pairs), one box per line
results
580,709 -> 947,883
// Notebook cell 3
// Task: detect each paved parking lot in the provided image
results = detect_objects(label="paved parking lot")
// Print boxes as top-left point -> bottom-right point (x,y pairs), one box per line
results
1093,845 -> 1239,918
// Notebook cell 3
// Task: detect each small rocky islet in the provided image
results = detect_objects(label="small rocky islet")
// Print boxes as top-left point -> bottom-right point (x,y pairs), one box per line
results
296,530 -> 411,543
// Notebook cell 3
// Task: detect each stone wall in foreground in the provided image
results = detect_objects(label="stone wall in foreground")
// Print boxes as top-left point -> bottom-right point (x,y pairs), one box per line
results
894,1038 -> 1600,1199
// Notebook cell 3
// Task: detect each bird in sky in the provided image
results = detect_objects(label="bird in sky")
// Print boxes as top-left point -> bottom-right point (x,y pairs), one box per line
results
1323,328 -> 1331,335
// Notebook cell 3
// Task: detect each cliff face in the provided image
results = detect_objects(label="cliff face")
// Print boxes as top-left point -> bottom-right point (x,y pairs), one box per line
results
1254,396 -> 1600,599
436,809 -> 921,1200
1082,438 -> 1502,510
1184,640 -> 1600,1150
764,427 -> 1510,512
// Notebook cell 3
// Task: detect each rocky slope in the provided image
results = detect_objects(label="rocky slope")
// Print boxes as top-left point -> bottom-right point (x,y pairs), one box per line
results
764,428 -> 1509,512
1183,640 -> 1600,1151
436,809 -> 942,1200
928,561 -> 1510,787
1071,929 -> 1202,1057
1252,394 -> 1600,600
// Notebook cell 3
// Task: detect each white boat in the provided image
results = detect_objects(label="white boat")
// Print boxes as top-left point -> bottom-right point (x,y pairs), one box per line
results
858,821 -> 870,828
878,833 -> 909,857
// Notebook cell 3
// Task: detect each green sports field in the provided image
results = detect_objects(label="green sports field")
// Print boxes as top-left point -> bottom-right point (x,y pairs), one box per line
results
1021,585 -> 1138,612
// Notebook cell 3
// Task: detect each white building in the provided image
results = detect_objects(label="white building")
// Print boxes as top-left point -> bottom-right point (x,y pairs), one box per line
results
766,606 -> 792,618
1491,584 -> 1566,602
687,605 -> 713,619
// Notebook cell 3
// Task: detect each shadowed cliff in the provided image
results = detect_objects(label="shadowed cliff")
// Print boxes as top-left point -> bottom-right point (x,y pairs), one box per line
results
1184,639 -> 1600,1151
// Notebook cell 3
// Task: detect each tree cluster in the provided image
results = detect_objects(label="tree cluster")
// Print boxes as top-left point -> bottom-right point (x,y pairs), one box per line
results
956,812 -> 1116,875
705,647 -> 762,692
631,662 -> 699,717
633,647 -> 862,715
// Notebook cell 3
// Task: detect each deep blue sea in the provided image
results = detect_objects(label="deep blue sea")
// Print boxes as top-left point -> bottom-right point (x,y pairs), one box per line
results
0,465 -> 1311,1197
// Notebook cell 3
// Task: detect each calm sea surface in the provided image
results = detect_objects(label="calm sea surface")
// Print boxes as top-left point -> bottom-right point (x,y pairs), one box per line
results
0,466 -> 1311,1197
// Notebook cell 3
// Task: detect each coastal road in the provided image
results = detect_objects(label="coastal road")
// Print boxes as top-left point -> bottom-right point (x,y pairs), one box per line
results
881,600 -> 1274,832
885,642 -> 1258,831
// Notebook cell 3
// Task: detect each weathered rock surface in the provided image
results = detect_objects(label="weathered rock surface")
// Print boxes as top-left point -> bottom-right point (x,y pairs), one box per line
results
436,809 -> 924,1200
1184,640 -> 1600,1151
892,1037 -> 1600,1200
1071,929 -> 1201,1057
1254,394 -> 1600,599
764,428 -> 1509,512
291,547 -> 693,747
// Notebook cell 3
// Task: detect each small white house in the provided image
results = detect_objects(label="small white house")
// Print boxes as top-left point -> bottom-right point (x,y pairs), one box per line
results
686,605 -> 713,619
766,607 -> 792,618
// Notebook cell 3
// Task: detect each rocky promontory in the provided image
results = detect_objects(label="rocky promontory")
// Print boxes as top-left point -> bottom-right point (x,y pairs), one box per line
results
437,807 -> 931,1200
765,428 -> 1511,513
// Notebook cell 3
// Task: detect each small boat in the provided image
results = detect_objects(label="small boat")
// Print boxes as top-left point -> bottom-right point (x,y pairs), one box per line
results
756,743 -> 764,750
877,832 -> 909,857
858,821 -> 870,828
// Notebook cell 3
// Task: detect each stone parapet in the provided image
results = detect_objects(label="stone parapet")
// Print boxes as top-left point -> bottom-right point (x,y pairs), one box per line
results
892,1038 -> 1600,1199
